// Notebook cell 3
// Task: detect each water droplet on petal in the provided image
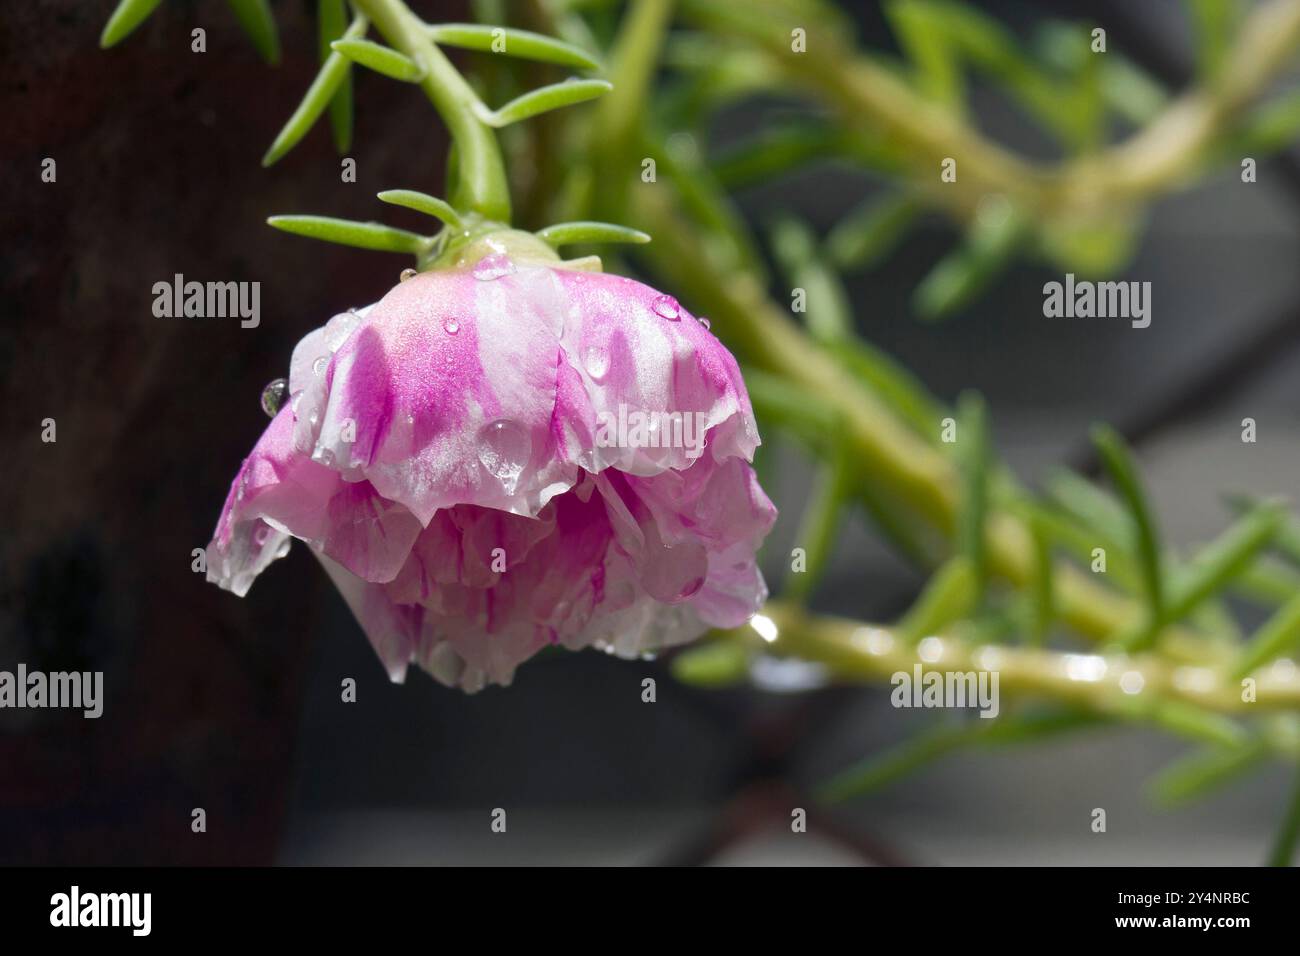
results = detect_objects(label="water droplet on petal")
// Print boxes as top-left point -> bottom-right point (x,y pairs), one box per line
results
253,524 -> 271,546
651,294 -> 680,320
443,317 -> 460,335
308,409 -> 319,427
399,268 -> 418,283
472,253 -> 515,281
312,446 -> 336,468
260,378 -> 288,417
698,316 -> 711,330
312,355 -> 329,376
274,539 -> 291,559
583,345 -> 610,381
477,419 -> 531,495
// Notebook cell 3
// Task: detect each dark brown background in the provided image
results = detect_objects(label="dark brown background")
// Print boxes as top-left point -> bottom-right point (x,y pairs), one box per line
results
1,0 -> 464,864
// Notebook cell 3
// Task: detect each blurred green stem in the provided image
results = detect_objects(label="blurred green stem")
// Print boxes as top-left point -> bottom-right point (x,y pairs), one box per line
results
683,0 -> 1300,227
749,603 -> 1300,719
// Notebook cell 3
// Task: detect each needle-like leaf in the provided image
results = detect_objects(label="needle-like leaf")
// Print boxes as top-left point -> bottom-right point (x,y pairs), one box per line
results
331,38 -> 424,82
785,438 -> 852,603
956,391 -> 990,604
100,0 -> 165,49
536,221 -> 650,247
1165,501 -> 1282,626
1092,425 -> 1164,646
227,0 -> 281,65
263,13 -> 368,166
896,557 -> 977,645
914,200 -> 1025,320
770,216 -> 853,344
267,215 -> 427,255
1233,590 -> 1300,680
477,79 -> 612,128
377,190 -> 463,229
318,0 -> 354,153
428,23 -> 602,71
819,721 -> 974,802
827,191 -> 920,271
1149,739 -> 1267,806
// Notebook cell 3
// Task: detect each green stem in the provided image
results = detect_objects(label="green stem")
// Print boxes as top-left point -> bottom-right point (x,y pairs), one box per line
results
752,603 -> 1300,718
350,0 -> 510,221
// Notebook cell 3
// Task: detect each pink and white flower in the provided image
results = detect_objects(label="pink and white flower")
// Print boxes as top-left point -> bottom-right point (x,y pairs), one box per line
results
205,251 -> 775,691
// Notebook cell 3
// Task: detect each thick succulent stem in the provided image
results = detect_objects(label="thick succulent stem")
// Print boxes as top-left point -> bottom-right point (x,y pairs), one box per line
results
351,0 -> 511,221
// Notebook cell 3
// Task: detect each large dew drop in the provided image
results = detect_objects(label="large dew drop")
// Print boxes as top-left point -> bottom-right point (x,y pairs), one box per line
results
651,294 -> 681,320
260,378 -> 288,418
583,345 -> 610,381
472,253 -> 516,281
477,419 -> 532,495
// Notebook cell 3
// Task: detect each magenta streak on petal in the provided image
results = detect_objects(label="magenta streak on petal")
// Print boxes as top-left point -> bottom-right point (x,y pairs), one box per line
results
337,325 -> 394,469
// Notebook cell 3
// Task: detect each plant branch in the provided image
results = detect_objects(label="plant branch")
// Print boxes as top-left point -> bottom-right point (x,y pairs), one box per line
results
350,0 -> 511,220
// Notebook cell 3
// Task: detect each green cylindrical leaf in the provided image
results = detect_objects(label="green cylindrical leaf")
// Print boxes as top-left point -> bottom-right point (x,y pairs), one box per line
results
536,221 -> 651,247
896,557 -> 977,645
770,217 -> 854,345
332,38 -> 424,82
1149,739 -> 1267,806
227,0 -> 281,65
480,79 -> 612,127
1167,501 -> 1283,624
318,0 -> 354,153
263,13 -> 368,166
377,190 -> 463,229
1234,590 -> 1300,680
100,0 -> 165,48
913,199 -> 1025,320
827,192 -> 919,271
1046,468 -> 1134,546
1092,424 -> 1164,645
267,215 -> 426,255
786,442 -> 852,602
428,23 -> 602,71
819,722 -> 974,802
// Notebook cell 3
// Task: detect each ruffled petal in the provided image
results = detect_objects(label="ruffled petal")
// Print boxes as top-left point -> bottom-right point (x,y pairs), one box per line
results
207,260 -> 776,691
